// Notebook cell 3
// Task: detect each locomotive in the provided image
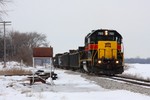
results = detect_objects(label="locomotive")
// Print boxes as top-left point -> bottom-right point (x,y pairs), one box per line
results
54,29 -> 124,75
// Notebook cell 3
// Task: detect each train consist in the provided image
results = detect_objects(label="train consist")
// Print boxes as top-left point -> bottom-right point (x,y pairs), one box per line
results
53,29 -> 124,75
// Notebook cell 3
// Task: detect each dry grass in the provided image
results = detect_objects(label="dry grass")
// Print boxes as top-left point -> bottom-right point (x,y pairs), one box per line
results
0,68 -> 32,75
122,73 -> 150,82
124,64 -> 130,70
146,77 -> 150,82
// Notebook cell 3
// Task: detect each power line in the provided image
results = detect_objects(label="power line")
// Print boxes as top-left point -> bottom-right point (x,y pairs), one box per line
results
0,21 -> 11,68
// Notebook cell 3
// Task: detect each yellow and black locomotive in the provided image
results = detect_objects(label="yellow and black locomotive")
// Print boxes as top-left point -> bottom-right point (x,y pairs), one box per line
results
80,29 -> 124,74
54,29 -> 124,75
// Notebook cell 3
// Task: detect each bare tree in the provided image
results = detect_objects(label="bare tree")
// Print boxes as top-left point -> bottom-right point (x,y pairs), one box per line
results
0,0 -> 10,19
6,31 -> 49,65
28,32 -> 49,48
0,0 -> 7,6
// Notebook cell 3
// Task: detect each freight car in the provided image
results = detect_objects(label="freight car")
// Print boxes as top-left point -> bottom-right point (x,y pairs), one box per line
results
54,29 -> 124,75
53,53 -> 62,68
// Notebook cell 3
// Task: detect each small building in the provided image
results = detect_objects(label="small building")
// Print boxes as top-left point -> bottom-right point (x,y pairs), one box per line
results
33,47 -> 53,67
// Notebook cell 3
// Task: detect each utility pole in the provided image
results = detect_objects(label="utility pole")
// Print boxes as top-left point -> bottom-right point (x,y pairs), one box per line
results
0,21 -> 11,68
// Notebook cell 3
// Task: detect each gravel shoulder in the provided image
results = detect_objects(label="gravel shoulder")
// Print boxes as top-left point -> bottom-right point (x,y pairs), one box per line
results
65,69 -> 150,96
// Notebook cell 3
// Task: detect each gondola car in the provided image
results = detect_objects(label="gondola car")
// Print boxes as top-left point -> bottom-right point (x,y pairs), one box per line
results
53,54 -> 62,68
60,52 -> 70,69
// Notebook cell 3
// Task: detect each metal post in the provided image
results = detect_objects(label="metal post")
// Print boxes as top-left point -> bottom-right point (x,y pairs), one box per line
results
4,22 -> 6,67
0,21 -> 11,68
32,57 -> 35,84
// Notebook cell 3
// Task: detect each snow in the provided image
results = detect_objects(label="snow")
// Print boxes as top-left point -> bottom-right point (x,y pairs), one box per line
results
124,64 -> 150,80
0,62 -> 150,100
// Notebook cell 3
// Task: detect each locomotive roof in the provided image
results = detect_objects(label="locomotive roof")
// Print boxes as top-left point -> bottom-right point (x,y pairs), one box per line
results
86,29 -> 122,39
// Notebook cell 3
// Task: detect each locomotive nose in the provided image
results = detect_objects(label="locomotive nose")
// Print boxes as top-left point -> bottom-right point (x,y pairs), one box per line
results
98,41 -> 117,59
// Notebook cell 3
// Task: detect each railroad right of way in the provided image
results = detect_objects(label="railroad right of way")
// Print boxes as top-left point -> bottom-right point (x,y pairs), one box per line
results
80,72 -> 150,96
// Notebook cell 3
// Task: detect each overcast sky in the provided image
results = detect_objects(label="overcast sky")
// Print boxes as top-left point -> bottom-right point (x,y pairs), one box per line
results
2,0 -> 150,58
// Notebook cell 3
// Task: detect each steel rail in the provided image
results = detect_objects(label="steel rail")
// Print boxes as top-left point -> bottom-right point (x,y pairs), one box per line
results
106,75 -> 150,87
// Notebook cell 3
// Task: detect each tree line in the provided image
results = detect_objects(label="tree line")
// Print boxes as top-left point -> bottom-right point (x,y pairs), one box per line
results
125,58 -> 150,64
0,31 -> 49,65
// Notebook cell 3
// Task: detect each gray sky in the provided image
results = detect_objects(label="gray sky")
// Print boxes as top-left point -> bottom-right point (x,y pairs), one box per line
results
3,0 -> 150,58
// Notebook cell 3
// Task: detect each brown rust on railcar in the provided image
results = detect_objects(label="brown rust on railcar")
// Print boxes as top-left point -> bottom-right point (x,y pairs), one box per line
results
33,47 -> 53,57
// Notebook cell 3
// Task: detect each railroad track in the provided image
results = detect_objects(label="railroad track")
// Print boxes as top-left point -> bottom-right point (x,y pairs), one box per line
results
64,69 -> 150,88
105,75 -> 150,87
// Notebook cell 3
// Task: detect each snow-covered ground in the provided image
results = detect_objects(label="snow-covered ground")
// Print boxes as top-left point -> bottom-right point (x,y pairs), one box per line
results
0,62 -> 150,100
123,63 -> 150,80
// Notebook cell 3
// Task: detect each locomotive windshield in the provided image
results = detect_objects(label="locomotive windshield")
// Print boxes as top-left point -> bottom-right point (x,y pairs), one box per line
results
97,31 -> 122,43
97,35 -> 115,41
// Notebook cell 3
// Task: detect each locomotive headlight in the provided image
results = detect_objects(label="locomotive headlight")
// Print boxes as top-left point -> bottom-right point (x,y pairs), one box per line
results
105,31 -> 108,35
98,60 -> 102,64
116,60 -> 119,64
